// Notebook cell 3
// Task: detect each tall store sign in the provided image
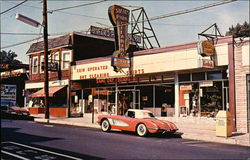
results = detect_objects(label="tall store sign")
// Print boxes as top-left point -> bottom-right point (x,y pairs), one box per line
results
108,5 -> 130,72
197,41 -> 215,68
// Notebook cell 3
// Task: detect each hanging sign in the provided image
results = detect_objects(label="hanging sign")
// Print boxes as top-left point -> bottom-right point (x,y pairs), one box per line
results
108,5 -> 130,72
199,59 -> 214,68
197,41 -> 215,57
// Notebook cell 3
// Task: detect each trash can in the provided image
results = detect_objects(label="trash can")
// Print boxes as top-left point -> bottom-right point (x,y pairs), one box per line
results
215,111 -> 232,137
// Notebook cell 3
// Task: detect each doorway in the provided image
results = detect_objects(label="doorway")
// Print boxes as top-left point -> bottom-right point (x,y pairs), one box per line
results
107,89 -> 140,115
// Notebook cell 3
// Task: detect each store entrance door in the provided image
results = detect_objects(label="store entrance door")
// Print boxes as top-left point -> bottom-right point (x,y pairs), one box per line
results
107,89 -> 140,115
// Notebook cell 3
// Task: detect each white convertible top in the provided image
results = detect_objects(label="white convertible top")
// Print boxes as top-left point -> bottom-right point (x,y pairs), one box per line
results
127,109 -> 153,118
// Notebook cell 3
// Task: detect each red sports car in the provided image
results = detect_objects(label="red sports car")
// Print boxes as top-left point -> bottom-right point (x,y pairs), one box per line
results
97,109 -> 178,136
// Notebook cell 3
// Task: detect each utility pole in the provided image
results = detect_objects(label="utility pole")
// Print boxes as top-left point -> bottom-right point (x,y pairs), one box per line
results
43,0 -> 49,120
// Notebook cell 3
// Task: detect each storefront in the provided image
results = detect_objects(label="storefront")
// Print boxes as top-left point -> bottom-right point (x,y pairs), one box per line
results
71,73 -> 175,117
25,80 -> 69,117
71,36 -> 233,118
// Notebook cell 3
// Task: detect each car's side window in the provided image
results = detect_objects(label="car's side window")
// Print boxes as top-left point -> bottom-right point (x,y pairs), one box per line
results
127,111 -> 135,118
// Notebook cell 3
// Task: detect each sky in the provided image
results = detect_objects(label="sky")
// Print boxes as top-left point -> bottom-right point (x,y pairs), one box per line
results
1,0 -> 249,64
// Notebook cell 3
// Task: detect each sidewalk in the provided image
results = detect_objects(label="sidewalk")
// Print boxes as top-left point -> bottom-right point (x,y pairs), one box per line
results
33,114 -> 250,147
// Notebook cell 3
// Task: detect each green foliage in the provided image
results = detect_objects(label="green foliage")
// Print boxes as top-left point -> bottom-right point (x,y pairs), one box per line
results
226,21 -> 250,38
0,50 -> 22,64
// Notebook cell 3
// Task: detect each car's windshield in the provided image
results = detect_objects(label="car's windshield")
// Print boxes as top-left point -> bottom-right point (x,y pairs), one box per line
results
143,112 -> 155,118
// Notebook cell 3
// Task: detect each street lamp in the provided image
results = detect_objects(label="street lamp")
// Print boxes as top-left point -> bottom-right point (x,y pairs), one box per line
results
16,0 -> 50,120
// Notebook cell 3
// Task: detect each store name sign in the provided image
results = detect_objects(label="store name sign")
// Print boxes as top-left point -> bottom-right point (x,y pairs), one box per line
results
197,41 -> 215,57
90,25 -> 141,44
198,59 -> 214,68
73,61 -> 144,80
109,5 -> 130,71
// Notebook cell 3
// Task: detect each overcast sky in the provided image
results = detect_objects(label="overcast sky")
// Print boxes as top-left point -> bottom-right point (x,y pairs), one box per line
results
1,0 -> 249,63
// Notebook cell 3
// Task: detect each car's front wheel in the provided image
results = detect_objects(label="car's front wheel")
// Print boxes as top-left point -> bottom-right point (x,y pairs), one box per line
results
136,123 -> 148,137
101,119 -> 111,132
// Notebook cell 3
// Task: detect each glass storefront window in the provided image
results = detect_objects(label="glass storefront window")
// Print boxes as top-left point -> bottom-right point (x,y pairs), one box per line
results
192,72 -> 205,81
155,84 -> 175,117
136,85 -> 153,108
207,71 -> 222,80
200,81 -> 223,117
179,73 -> 191,82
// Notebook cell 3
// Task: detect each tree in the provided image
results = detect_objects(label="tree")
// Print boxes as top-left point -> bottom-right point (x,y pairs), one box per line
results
0,50 -> 22,64
226,21 -> 250,38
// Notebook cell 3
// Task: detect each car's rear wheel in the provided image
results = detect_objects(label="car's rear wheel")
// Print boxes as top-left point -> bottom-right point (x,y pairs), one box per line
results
136,123 -> 148,137
101,119 -> 111,132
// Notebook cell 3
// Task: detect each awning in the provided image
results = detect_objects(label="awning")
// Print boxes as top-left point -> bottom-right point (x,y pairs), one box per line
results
30,85 -> 66,98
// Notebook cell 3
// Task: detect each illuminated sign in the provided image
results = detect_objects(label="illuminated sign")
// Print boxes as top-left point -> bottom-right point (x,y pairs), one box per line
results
90,25 -> 141,43
108,5 -> 130,72
197,41 -> 215,57
112,57 -> 130,68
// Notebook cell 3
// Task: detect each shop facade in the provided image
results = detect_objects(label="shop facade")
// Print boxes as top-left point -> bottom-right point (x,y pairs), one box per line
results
24,31 -> 138,117
71,36 -> 249,133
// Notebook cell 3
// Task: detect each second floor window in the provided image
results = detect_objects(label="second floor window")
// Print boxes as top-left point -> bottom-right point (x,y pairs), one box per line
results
53,52 -> 59,63
40,55 -> 44,73
32,57 -> 38,74
62,51 -> 71,70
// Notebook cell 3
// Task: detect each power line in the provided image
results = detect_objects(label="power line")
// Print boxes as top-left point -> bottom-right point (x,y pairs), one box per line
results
151,22 -> 210,27
0,0 -> 28,15
1,36 -> 43,49
56,10 -> 108,21
2,0 -> 237,49
48,0 -> 107,13
1,33 -> 43,35
147,0 -> 237,22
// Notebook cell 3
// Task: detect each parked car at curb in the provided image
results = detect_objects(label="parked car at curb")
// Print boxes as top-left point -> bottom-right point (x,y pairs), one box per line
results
1,104 -> 30,116
97,109 -> 178,137
8,106 -> 30,116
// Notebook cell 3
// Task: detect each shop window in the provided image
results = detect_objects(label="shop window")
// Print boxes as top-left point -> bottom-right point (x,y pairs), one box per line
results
32,57 -> 38,74
53,52 -> 59,63
137,85 -> 153,108
192,72 -> 205,81
200,81 -> 223,117
207,71 -> 222,80
155,84 -> 175,117
178,73 -> 191,82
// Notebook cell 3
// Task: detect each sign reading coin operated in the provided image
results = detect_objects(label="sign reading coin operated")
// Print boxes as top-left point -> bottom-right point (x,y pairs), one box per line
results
108,5 -> 130,72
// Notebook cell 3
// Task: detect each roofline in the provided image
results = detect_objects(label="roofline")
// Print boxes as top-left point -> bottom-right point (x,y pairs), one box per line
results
26,44 -> 72,55
134,36 -> 233,56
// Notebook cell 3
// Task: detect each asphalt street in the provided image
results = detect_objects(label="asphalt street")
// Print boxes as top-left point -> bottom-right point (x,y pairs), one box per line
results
1,119 -> 250,160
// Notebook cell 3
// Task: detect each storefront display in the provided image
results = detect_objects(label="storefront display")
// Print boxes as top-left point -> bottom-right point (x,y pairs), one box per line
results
178,70 -> 228,118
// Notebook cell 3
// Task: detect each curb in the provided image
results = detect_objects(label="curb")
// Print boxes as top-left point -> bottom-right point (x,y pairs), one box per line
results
34,118 -> 249,147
